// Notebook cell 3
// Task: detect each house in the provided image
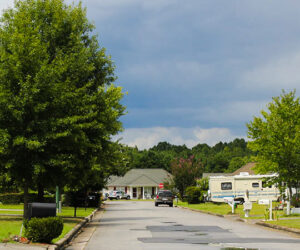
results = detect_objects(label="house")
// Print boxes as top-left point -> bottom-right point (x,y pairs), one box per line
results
103,168 -> 173,199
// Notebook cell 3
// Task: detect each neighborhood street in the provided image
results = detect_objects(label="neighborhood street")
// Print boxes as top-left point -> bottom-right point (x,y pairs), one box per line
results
83,201 -> 300,250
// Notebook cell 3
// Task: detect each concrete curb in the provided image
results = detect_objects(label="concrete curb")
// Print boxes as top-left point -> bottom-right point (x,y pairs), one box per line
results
256,221 -> 300,235
176,205 -> 300,236
175,205 -> 224,217
52,207 -> 100,250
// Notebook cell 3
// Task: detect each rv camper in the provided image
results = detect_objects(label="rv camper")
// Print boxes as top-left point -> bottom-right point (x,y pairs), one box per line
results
209,172 -> 280,203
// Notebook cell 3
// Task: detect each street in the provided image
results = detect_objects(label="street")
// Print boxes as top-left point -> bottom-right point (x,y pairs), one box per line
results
84,201 -> 300,250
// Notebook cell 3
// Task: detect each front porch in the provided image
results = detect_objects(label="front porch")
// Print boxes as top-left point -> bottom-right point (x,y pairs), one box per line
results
130,186 -> 158,199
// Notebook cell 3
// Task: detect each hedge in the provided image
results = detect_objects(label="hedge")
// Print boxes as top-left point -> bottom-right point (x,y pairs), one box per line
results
0,193 -> 55,204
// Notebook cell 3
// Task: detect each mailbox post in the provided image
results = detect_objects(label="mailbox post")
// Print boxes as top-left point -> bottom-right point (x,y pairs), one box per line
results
259,199 -> 272,221
224,197 -> 238,214
243,189 -> 252,217
243,201 -> 252,217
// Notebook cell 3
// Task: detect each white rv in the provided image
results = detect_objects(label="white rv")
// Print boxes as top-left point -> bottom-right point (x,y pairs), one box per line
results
209,172 -> 280,203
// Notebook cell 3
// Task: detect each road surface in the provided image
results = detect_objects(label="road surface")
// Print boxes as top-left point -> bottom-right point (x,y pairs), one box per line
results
85,201 -> 300,250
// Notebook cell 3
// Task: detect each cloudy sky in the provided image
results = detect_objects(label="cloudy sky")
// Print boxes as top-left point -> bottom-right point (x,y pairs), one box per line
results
1,0 -> 299,149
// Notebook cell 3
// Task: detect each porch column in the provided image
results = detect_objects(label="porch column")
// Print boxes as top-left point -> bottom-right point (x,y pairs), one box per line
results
155,187 -> 157,194
142,187 -> 145,200
130,186 -> 132,198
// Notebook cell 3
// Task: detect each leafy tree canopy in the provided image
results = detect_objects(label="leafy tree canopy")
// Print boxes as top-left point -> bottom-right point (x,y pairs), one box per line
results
0,0 -> 125,216
247,90 -> 300,192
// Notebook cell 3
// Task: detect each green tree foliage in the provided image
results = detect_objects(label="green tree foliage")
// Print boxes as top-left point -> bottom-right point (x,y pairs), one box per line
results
185,186 -> 204,204
247,90 -> 300,199
171,156 -> 203,198
122,139 -> 254,174
0,0 -> 125,216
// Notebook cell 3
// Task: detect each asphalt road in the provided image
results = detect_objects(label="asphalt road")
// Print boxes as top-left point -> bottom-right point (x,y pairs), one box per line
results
85,201 -> 300,250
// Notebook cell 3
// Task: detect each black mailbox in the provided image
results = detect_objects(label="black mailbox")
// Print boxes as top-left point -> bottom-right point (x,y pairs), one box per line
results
28,203 -> 56,219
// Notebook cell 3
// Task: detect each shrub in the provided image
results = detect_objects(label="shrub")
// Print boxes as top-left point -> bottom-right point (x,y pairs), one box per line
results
0,193 -> 55,204
185,186 -> 204,204
24,217 -> 63,243
291,194 -> 300,207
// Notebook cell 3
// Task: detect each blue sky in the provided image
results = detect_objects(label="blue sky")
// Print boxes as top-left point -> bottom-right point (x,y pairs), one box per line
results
1,0 -> 299,149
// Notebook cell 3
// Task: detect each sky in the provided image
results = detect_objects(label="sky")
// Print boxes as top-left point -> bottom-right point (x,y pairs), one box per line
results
1,0 -> 299,149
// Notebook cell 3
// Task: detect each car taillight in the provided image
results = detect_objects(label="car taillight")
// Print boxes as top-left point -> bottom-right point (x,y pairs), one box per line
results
156,195 -> 159,199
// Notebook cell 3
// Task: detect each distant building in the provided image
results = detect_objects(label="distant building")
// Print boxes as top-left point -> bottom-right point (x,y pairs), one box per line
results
103,168 -> 172,199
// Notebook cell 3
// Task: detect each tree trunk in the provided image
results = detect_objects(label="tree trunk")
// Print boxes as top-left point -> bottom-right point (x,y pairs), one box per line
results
286,185 -> 292,215
37,183 -> 44,202
74,206 -> 77,217
23,182 -> 29,219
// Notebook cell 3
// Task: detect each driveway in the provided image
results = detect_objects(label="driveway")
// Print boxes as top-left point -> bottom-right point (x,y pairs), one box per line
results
85,201 -> 300,250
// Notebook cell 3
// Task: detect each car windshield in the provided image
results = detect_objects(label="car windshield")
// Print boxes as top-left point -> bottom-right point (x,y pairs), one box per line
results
159,191 -> 172,197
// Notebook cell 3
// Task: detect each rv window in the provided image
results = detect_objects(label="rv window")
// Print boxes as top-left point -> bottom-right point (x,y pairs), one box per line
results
252,182 -> 259,188
221,182 -> 232,190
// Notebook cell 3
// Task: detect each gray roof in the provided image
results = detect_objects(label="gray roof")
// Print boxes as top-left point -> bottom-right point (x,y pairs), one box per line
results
107,169 -> 172,187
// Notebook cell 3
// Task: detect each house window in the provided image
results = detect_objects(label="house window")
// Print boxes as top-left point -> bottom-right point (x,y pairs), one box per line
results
221,182 -> 232,190
252,182 -> 259,188
113,186 -> 116,190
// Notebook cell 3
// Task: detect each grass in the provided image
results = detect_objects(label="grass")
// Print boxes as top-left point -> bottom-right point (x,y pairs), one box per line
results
0,216 -> 82,243
0,205 -> 97,243
0,204 -> 95,217
176,201 -> 287,219
0,204 -> 24,210
267,219 -> 300,230
0,216 -> 23,242
52,218 -> 82,243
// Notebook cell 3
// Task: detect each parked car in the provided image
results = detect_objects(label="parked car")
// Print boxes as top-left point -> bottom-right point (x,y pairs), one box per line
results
155,190 -> 173,207
108,191 -> 130,200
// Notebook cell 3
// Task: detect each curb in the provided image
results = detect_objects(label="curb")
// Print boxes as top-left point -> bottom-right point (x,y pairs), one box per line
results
176,205 -> 224,217
50,207 -> 100,250
256,221 -> 300,235
176,205 -> 300,236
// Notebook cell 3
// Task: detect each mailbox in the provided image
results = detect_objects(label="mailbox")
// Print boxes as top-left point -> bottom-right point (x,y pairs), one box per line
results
28,203 -> 56,219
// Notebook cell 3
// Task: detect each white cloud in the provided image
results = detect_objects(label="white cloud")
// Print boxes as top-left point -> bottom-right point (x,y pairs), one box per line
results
0,0 -> 13,12
241,51 -> 300,90
115,127 -> 246,150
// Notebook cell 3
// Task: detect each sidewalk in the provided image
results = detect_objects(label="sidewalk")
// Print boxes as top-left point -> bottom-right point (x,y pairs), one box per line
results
65,209 -> 104,250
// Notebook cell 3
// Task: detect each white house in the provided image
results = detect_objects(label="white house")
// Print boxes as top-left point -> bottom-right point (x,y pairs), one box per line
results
103,168 -> 172,199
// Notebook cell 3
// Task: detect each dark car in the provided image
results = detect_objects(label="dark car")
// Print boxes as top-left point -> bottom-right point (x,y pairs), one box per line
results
155,190 -> 173,207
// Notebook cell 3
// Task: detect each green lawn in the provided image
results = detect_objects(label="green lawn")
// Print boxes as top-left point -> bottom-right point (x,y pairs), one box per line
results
0,204 -> 95,218
0,205 -> 96,243
267,219 -> 300,230
176,201 -> 286,219
0,216 -> 23,242
0,216 -> 82,243
0,204 -> 24,210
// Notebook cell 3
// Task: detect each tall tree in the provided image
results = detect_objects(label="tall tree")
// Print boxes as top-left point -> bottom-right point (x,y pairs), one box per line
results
171,155 -> 203,198
247,90 -> 300,213
0,0 -> 125,217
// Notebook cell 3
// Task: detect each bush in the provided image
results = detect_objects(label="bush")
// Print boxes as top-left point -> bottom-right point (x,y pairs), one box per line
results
185,186 -> 204,204
291,194 -> 300,207
0,193 -> 55,204
24,217 -> 63,243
